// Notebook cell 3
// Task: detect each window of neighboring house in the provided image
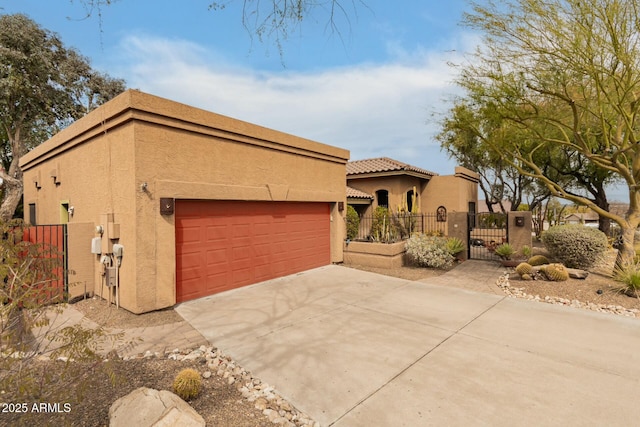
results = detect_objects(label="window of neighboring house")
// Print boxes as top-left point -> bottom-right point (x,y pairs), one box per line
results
376,190 -> 389,208
29,203 -> 36,226
60,202 -> 69,224
406,189 -> 417,212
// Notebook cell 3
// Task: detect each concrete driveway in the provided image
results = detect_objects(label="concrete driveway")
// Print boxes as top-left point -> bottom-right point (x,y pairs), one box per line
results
176,264 -> 640,426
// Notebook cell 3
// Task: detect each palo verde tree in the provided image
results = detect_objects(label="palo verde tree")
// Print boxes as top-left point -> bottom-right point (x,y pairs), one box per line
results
0,13 -> 125,221
438,101 -> 554,214
439,96 -> 618,234
446,0 -> 640,266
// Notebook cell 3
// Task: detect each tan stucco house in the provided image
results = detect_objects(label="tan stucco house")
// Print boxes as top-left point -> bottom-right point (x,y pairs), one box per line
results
346,157 -> 479,216
20,90 -> 349,313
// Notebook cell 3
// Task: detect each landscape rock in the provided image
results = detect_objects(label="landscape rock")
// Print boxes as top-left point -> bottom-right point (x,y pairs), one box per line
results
567,268 -> 589,279
496,273 -> 637,318
109,387 -> 204,427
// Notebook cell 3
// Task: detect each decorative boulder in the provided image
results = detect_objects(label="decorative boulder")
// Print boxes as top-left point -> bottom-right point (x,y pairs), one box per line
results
109,387 -> 205,427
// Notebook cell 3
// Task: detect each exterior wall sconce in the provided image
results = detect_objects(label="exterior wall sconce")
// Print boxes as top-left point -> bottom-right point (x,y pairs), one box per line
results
160,198 -> 174,215
515,216 -> 525,227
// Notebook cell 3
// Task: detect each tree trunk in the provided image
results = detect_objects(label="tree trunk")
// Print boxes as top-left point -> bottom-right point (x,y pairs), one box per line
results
598,215 -> 611,237
0,176 -> 23,222
616,225 -> 636,268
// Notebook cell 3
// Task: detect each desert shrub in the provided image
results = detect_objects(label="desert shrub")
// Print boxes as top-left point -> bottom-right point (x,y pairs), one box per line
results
494,243 -> 515,260
541,263 -> 569,281
515,262 -> 533,277
528,255 -> 549,266
446,237 -> 465,255
541,225 -> 608,269
0,220 -> 122,407
613,263 -> 640,297
520,245 -> 532,259
173,368 -> 202,400
346,205 -> 360,240
405,234 -> 454,269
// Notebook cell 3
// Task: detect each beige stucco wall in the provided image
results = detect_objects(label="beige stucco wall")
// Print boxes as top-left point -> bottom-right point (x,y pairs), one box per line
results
347,175 -> 428,216
347,166 -> 478,218
507,211 -> 533,252
21,90 -> 349,313
66,222 -> 98,301
422,167 -> 479,213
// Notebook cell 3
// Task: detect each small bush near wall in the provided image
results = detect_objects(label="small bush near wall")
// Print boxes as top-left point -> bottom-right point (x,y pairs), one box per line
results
346,205 -> 360,240
541,224 -> 608,269
405,234 -> 455,269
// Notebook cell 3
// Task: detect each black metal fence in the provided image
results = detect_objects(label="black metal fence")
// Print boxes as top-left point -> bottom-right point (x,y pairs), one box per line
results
348,212 -> 447,243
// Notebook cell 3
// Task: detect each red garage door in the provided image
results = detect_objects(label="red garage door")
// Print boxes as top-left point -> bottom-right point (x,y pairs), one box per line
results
175,200 -> 331,302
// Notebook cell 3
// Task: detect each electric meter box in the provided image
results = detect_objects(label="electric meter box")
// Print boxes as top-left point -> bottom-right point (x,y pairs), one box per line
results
106,267 -> 117,287
91,237 -> 102,254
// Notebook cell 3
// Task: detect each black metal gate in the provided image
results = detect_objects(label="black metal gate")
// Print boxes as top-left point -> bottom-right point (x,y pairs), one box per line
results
468,212 -> 508,260
22,224 -> 68,302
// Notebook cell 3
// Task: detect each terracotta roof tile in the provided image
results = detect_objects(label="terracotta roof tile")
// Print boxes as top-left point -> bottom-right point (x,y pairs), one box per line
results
346,157 -> 437,177
346,186 -> 374,199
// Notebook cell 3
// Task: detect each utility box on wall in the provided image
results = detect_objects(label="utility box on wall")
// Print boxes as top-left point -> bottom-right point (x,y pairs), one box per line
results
106,267 -> 117,287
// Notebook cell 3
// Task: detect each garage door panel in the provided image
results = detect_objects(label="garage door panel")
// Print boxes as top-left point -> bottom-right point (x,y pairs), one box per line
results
176,201 -> 330,302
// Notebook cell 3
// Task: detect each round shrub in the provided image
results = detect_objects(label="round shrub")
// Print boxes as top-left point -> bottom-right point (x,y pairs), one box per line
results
173,368 -> 201,401
527,255 -> 549,266
405,234 -> 454,269
346,205 -> 360,240
542,263 -> 569,281
541,225 -> 607,269
515,262 -> 533,277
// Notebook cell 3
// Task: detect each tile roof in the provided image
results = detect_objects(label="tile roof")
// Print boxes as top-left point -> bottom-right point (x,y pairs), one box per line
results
346,186 -> 374,199
346,157 -> 437,178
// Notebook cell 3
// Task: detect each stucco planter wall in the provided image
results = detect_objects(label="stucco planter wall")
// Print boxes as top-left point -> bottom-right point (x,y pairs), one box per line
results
343,240 -> 407,268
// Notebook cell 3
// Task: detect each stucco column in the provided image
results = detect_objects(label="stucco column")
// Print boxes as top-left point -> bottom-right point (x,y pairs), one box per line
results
448,212 -> 469,261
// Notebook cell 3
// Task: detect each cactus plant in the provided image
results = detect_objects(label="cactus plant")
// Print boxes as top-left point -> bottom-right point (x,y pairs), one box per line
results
173,368 -> 202,400
527,255 -> 549,266
542,263 -> 569,281
515,262 -> 533,277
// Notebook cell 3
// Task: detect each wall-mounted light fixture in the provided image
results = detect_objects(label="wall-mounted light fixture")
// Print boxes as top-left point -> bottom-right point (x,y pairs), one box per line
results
160,198 -> 174,215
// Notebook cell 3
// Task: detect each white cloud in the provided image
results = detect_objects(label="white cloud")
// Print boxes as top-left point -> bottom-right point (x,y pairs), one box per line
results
116,34 -> 474,174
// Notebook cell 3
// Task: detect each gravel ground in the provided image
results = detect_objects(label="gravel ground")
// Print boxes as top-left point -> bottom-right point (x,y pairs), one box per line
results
1,358 -> 274,427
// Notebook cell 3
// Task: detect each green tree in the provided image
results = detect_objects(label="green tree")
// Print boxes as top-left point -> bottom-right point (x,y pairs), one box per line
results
438,101 -> 553,214
0,13 -> 125,221
447,0 -> 640,266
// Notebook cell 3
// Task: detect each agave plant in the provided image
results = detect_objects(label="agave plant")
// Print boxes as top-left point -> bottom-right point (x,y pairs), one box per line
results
613,263 -> 640,298
494,243 -> 515,260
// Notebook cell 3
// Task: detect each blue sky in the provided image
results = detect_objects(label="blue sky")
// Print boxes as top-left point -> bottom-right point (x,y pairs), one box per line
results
2,0 -> 629,202
2,0 -> 478,175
